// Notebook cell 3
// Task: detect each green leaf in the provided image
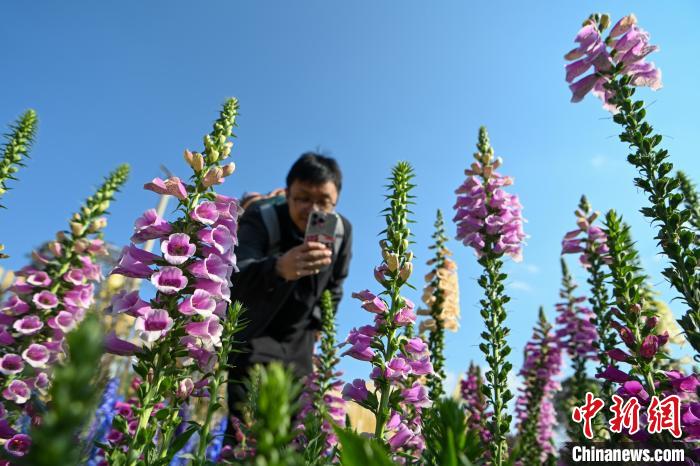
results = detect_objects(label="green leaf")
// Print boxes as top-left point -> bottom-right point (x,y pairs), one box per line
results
335,427 -> 396,466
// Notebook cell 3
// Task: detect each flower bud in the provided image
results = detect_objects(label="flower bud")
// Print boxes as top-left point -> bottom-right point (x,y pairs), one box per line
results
56,231 -> 67,242
207,149 -> 220,164
399,262 -> 413,282
202,167 -> 223,188
73,238 -> 90,253
184,149 -> 194,166
192,152 -> 204,172
599,13 -> 610,30
385,252 -> 400,272
89,217 -> 107,233
645,316 -> 659,329
48,241 -> 62,257
221,162 -> 236,177
70,222 -> 84,237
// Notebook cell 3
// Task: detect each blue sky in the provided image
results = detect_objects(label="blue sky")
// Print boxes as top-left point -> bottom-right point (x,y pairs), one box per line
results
1,1 -> 699,391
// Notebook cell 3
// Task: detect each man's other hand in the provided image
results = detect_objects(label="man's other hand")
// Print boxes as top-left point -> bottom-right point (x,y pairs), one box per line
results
275,241 -> 332,281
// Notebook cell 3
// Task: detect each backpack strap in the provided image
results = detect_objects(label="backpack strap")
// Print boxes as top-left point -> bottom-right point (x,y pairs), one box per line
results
260,203 -> 281,256
333,214 -> 345,255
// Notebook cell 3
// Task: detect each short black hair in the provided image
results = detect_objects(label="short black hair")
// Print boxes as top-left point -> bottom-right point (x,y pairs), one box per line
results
286,152 -> 342,192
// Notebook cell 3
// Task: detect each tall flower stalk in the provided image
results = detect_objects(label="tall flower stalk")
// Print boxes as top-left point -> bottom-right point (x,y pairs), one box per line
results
0,110 -> 38,258
561,196 -> 616,400
193,302 -> 243,465
554,258 -> 598,441
515,308 -> 561,465
676,171 -> 700,240
453,127 -> 526,465
297,290 -> 346,462
418,209 -> 460,401
460,362 -> 490,443
102,98 -> 240,465
0,164 -> 128,456
565,13 -> 700,356
341,162 -> 432,460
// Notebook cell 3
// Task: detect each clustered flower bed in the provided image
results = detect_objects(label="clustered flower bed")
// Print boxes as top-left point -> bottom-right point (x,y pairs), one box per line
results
0,11 -> 698,466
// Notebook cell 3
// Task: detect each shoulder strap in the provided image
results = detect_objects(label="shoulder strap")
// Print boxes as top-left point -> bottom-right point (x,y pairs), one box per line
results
260,204 -> 281,256
333,214 -> 344,255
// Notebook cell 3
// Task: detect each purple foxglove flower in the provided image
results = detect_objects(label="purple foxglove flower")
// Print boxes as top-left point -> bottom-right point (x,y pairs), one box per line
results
161,233 -> 196,265
132,209 -> 173,242
34,372 -> 49,393
110,290 -> 149,317
106,429 -> 124,444
112,245 -> 159,278
3,380 -> 30,404
194,278 -> 230,302
198,225 -> 234,254
342,341 -> 375,361
404,337 -> 428,355
63,284 -> 94,308
401,382 -> 430,408
63,268 -> 86,286
176,378 -> 194,399
342,379 -> 369,403
188,254 -> 229,284
393,305 -> 416,326
214,193 -> 239,218
105,332 -> 140,356
388,423 -> 413,450
13,315 -> 43,335
54,310 -> 77,333
361,296 -> 388,314
26,271 -> 51,287
0,354 -> 24,375
639,335 -> 658,359
596,365 -> 631,383
351,290 -> 377,302
607,348 -> 631,362
0,328 -> 14,346
79,255 -> 103,281
151,266 -> 188,295
618,380 -> 649,402
22,343 -> 50,368
185,316 -> 223,348
386,411 -> 401,430
385,357 -> 411,380
1,296 -> 29,316
4,433 -> 31,457
178,289 -> 217,317
135,308 -> 173,343
408,356 -> 433,376
0,419 -> 15,439
32,290 -> 59,310
191,201 -> 220,225
114,401 -> 133,418
665,371 -> 700,393
143,176 -> 188,200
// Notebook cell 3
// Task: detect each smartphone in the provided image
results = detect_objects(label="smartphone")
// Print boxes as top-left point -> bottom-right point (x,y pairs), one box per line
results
305,211 -> 339,249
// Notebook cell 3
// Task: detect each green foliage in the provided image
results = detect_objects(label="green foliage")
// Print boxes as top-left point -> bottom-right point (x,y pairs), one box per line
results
0,109 -> 37,204
243,363 -> 304,466
422,398 -> 480,466
21,313 -> 103,466
335,427 -> 396,466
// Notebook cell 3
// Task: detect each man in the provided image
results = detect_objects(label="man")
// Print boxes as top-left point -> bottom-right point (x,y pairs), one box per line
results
228,152 -> 352,418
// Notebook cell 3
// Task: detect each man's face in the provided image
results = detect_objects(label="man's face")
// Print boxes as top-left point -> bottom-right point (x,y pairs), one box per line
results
286,180 -> 339,233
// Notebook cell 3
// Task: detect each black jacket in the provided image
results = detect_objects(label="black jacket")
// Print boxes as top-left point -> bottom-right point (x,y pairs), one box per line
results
229,201 -> 352,376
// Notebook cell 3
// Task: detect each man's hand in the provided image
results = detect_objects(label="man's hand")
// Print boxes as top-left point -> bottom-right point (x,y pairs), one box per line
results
275,242 -> 332,281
